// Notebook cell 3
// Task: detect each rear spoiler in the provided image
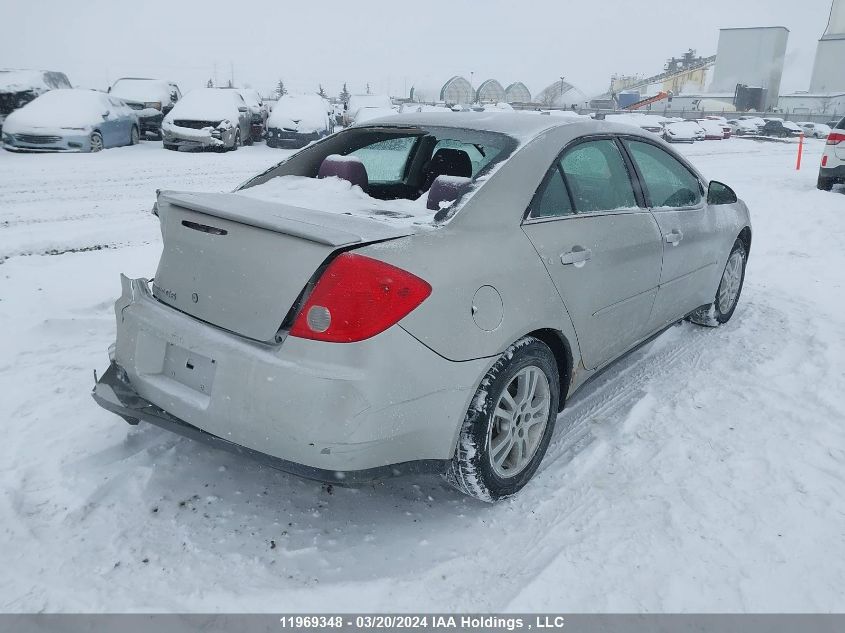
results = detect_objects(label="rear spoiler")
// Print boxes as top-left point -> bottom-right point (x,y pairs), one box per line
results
158,190 -> 415,247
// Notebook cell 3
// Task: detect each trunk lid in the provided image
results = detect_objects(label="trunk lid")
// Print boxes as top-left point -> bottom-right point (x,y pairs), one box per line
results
153,190 -> 414,341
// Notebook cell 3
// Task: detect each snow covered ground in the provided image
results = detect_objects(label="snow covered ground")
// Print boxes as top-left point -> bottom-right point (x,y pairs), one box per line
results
1,137 -> 843,612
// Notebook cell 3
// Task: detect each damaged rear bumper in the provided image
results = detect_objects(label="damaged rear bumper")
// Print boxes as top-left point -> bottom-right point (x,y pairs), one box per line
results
92,363 -> 448,484
91,275 -> 487,483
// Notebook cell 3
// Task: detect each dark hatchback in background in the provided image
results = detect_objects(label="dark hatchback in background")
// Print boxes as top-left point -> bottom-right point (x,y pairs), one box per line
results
108,78 -> 181,139
0,69 -> 71,133
760,119 -> 803,138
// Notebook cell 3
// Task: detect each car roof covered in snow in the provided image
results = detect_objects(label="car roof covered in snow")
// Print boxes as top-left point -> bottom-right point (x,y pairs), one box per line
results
353,111 -> 657,145
354,111 -> 588,142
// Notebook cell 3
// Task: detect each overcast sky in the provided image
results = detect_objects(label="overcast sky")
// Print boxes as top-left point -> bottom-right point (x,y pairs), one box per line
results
0,0 -> 835,99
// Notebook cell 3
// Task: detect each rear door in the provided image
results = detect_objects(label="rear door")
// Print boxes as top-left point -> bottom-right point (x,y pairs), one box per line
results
521,137 -> 663,370
621,137 -> 721,330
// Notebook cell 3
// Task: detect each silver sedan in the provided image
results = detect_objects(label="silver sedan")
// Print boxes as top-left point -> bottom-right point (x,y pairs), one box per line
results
93,113 -> 751,501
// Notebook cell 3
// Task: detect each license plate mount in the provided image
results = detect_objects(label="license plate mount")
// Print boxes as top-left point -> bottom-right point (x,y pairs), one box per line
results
162,343 -> 216,394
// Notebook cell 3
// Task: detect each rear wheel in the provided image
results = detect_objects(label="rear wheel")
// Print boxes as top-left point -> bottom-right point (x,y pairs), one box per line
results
129,126 -> 139,146
689,239 -> 747,326
817,175 -> 834,191
231,130 -> 241,151
446,336 -> 559,501
89,132 -> 104,153
163,143 -> 178,151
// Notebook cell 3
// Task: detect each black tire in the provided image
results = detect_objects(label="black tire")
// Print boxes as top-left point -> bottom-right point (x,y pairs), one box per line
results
817,176 -> 835,191
230,130 -> 241,151
163,143 -> 178,151
689,238 -> 748,327
446,336 -> 560,502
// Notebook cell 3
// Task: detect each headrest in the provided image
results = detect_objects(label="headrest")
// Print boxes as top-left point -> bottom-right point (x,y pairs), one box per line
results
427,148 -> 472,178
426,175 -> 473,213
317,154 -> 368,190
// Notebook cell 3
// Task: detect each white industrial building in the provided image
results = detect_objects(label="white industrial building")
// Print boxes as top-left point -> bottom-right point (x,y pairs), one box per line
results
709,26 -> 789,110
810,0 -> 845,93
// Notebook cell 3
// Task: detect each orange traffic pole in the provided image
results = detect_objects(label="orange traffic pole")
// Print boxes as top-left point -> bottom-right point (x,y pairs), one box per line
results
796,132 -> 804,170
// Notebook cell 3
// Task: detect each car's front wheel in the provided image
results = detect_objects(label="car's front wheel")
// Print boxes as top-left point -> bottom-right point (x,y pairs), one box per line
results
446,336 -> 560,501
689,238 -> 747,326
89,132 -> 104,152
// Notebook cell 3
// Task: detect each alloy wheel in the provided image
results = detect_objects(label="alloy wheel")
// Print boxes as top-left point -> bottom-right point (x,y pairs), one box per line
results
487,366 -> 551,478
717,249 -> 745,314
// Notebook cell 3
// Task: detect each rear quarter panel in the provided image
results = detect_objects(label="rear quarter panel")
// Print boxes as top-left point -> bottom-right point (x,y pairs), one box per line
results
359,125 -> 593,372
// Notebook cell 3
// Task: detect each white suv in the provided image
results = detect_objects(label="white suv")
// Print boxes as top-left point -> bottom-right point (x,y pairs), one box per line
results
818,116 -> 845,191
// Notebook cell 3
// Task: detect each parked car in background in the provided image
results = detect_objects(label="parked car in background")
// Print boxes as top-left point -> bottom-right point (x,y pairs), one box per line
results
760,120 -> 802,138
108,78 -> 181,140
798,122 -> 832,139
817,116 -> 845,191
161,88 -> 251,151
0,69 -> 71,133
696,119 -> 726,140
352,106 -> 397,125
2,88 -> 139,152
726,119 -> 758,136
738,116 -> 766,132
661,120 -> 699,143
93,113 -> 751,501
604,113 -> 665,135
344,94 -> 393,125
233,88 -> 268,142
266,94 -> 333,148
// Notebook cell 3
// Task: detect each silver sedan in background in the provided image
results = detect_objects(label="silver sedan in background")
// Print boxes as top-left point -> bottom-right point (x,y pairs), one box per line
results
93,113 -> 751,501
161,88 -> 252,151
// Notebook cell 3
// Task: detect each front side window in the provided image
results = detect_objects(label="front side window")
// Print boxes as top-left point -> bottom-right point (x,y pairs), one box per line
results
349,136 -> 418,182
625,140 -> 702,208
560,139 -> 637,213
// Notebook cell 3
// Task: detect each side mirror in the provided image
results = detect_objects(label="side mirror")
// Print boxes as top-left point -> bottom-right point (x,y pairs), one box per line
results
238,106 -> 248,113
707,181 -> 738,205
102,111 -> 110,119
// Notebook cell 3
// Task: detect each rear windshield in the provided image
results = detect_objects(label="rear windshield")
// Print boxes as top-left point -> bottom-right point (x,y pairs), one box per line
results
838,117 -> 845,130
238,125 -> 518,225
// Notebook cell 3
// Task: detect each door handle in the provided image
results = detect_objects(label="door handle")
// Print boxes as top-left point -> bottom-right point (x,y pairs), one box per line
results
664,229 -> 684,245
560,246 -> 592,266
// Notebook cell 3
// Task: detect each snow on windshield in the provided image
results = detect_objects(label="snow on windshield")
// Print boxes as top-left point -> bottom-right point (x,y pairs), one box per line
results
2,89 -> 109,130
235,88 -> 262,109
235,175 -> 435,226
110,79 -> 173,104
165,88 -> 241,122
347,94 -> 392,116
268,95 -> 327,132
0,69 -> 70,94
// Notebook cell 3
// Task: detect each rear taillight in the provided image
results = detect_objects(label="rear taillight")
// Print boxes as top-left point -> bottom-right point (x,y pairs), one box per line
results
827,132 -> 845,145
289,253 -> 432,343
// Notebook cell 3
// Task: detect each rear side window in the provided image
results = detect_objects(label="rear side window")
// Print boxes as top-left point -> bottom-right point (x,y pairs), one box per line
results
432,138 -> 503,176
625,140 -> 702,208
350,136 -> 418,182
560,140 -> 637,213
531,168 -> 574,218
838,117 -> 845,130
